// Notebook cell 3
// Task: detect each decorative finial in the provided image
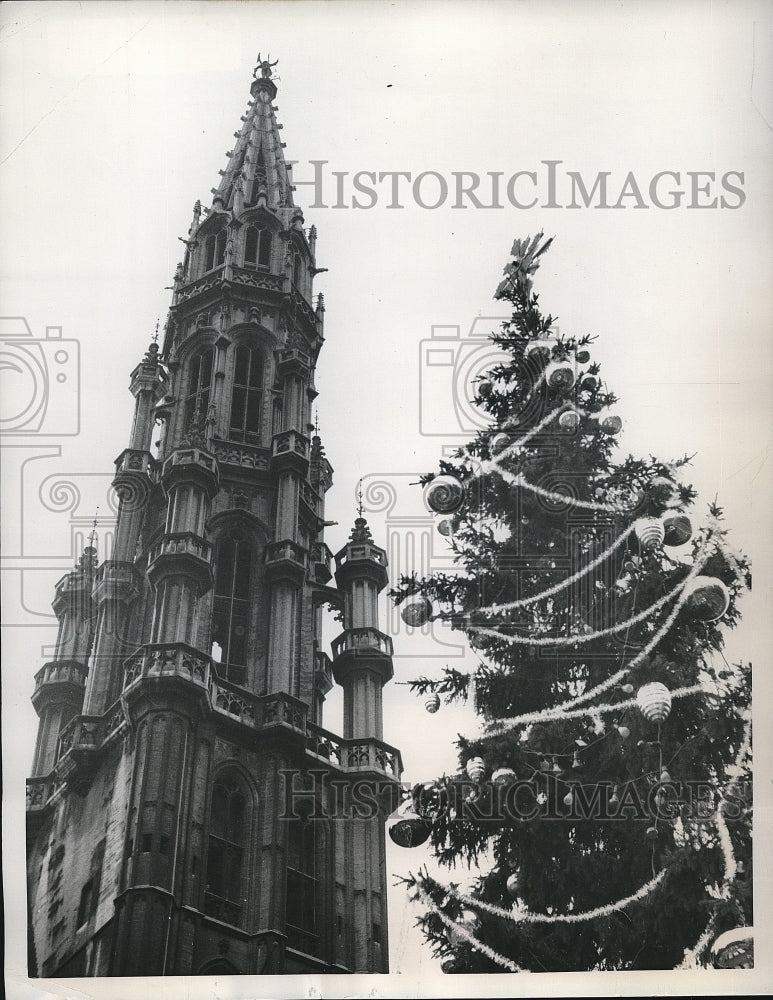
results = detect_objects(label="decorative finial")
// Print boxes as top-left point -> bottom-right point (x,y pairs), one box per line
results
88,507 -> 99,554
357,479 -> 364,519
254,52 -> 279,79
153,318 -> 159,344
314,410 -> 320,438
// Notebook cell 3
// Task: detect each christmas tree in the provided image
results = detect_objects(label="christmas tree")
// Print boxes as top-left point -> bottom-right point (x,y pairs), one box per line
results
390,235 -> 753,973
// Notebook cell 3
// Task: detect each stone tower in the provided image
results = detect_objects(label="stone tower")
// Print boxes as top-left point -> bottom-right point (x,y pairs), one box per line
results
26,57 -> 401,978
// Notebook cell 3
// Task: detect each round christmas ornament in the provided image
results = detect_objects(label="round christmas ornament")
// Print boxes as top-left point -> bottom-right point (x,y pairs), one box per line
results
436,518 -> 454,537
424,692 -> 441,714
634,516 -> 666,552
466,757 -> 486,783
387,799 -> 431,848
575,349 -> 591,364
546,359 -> 576,390
683,575 -> 730,622
617,725 -> 631,739
506,873 -> 520,898
558,409 -> 581,432
491,767 -> 517,785
563,790 -> 574,808
423,474 -> 465,514
448,909 -> 481,945
649,476 -> 678,508
400,595 -> 434,627
646,825 -> 659,840
490,431 -> 511,454
662,513 -> 692,546
525,338 -> 553,361
477,379 -> 493,398
636,682 -> 672,724
412,780 -> 447,820
660,768 -> 671,783
620,683 -> 635,694
711,926 -> 754,969
601,415 -> 623,434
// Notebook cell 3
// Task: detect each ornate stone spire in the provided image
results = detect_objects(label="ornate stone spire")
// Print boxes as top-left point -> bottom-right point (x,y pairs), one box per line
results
207,53 -> 294,217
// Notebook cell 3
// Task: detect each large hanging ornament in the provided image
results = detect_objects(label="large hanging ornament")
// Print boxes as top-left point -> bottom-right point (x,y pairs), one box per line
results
412,780 -> 447,820
683,575 -> 730,622
387,799 -> 431,848
490,432 -> 511,454
636,682 -> 672,724
424,474 -> 465,514
711,926 -> 754,969
424,692 -> 441,714
448,909 -> 481,945
646,825 -> 659,840
401,595 -> 434,627
601,414 -> 623,434
525,338 -> 553,361
491,767 -> 517,785
545,359 -> 576,390
466,757 -> 486,783
436,519 -> 454,538
575,349 -> 591,364
477,379 -> 493,398
559,409 -> 581,432
634,516 -> 665,552
506,872 -> 520,898
662,513 -> 692,546
649,476 -> 678,508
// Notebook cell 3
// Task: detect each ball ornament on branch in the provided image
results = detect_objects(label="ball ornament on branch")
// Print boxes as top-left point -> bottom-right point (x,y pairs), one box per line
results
400,596 -> 434,627
646,825 -> 659,841
683,575 -> 730,622
506,873 -> 520,898
424,692 -> 441,714
448,909 -> 481,945
490,432 -> 511,454
559,409 -> 581,432
387,799 -> 431,848
601,415 -> 623,434
436,518 -> 454,537
491,767 -> 517,785
466,757 -> 486,783
525,338 -> 553,361
636,682 -> 672,724
634,516 -> 666,552
424,474 -> 465,514
649,476 -> 679,509
546,359 -> 576,390
662,513 -> 692,546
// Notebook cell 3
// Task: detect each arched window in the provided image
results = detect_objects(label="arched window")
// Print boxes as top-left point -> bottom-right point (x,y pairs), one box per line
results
285,812 -> 318,954
205,773 -> 249,927
229,344 -> 263,442
204,234 -> 216,272
244,227 -> 272,270
211,532 -> 252,686
183,347 -> 214,432
215,230 -> 227,267
293,252 -> 303,290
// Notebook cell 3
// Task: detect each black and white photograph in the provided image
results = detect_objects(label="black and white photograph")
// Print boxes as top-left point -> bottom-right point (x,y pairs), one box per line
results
2,2 -> 772,997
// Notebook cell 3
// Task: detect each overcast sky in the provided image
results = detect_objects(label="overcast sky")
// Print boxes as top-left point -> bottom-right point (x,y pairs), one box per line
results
2,2 -> 772,997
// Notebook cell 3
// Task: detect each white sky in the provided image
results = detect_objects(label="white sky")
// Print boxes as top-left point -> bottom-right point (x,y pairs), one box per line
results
2,2 -> 773,997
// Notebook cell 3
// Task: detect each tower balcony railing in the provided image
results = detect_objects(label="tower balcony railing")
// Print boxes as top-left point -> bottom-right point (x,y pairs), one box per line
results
211,675 -> 307,734
147,532 -> 213,568
212,438 -> 270,471
113,448 -> 159,480
271,429 -> 310,462
331,627 -> 393,660
174,265 -> 226,304
33,659 -> 87,694
310,542 -> 333,579
305,722 -> 402,778
163,446 -> 218,477
92,560 -> 141,604
123,641 -> 212,691
336,543 -> 387,568
231,264 -> 285,293
265,539 -> 307,570
26,775 -> 56,812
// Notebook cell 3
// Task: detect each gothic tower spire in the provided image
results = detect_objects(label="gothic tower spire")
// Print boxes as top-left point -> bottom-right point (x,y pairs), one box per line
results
26,57 -> 400,979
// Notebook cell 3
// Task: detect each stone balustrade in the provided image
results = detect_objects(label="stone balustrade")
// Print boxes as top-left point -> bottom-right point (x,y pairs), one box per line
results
34,659 -> 87,693
336,542 -> 387,567
305,722 -> 401,778
331,627 -> 393,660
147,532 -> 213,567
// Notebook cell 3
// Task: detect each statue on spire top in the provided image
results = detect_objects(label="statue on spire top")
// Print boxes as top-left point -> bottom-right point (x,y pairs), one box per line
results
254,53 -> 278,79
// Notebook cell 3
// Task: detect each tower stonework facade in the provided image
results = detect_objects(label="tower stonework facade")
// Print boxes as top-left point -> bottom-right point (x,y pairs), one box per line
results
26,59 -> 401,978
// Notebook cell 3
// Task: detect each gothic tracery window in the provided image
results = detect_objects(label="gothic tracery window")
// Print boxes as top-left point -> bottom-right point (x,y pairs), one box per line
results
183,347 -> 214,432
244,226 -> 272,270
204,229 -> 227,272
229,344 -> 263,442
285,812 -> 318,950
205,773 -> 249,927
211,532 -> 252,686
